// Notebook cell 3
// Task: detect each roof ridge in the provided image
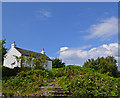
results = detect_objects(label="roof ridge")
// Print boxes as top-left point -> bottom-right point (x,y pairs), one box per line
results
15,47 -> 52,61
15,47 -> 42,54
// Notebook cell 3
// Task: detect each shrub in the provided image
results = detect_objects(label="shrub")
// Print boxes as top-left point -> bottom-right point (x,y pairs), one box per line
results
57,65 -> 119,96
8,91 -> 14,97
2,68 -> 55,95
2,64 -> 120,96
83,56 -> 119,77
52,58 -> 65,68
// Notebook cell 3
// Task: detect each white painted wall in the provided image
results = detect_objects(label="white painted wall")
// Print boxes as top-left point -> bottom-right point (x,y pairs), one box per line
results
46,60 -> 52,70
43,60 -> 52,70
3,47 -> 21,69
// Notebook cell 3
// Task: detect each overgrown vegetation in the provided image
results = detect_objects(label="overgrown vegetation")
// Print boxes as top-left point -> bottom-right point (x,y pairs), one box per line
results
2,67 -> 54,96
2,65 -> 120,96
56,65 -> 120,96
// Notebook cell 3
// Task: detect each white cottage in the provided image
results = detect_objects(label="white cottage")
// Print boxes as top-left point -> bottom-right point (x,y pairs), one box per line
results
3,41 -> 52,70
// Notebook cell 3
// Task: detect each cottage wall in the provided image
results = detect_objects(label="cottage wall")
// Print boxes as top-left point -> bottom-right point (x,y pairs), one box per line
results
3,47 -> 21,69
46,60 -> 52,70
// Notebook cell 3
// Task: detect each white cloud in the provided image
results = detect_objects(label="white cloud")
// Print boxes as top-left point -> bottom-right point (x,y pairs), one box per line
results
36,9 -> 52,19
59,43 -> 119,70
84,17 -> 118,40
60,47 -> 69,52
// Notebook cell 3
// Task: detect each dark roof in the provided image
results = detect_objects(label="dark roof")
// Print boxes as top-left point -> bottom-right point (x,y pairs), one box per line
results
15,47 -> 52,61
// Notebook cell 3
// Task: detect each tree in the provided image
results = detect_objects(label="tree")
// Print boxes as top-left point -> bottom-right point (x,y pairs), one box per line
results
32,55 -> 47,69
83,56 -> 119,77
26,53 -> 35,67
0,39 -> 7,65
105,56 -> 117,65
14,54 -> 47,69
52,58 -> 65,68
14,55 -> 25,68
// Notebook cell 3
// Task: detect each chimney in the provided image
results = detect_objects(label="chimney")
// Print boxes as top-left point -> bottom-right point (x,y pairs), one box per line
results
11,41 -> 16,48
41,48 -> 45,54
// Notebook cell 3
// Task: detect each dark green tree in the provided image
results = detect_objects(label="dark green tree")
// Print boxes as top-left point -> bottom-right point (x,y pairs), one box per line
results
0,39 -> 7,65
52,58 -> 65,68
105,56 -> 117,65
83,56 -> 119,77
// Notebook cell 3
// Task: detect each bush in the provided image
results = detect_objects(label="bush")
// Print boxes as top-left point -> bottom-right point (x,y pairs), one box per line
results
8,91 -> 14,97
2,68 -> 55,95
83,56 -> 119,77
52,58 -> 65,68
2,64 -> 120,96
57,65 -> 119,96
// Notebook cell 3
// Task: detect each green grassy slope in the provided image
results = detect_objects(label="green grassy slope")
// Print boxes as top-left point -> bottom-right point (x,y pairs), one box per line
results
2,65 -> 120,96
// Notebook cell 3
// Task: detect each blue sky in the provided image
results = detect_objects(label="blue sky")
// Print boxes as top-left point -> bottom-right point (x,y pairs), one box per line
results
3,2 -> 118,67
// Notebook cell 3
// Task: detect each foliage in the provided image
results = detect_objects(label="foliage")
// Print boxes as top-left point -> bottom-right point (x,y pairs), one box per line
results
8,91 -> 14,97
2,65 -> 120,96
32,55 -> 47,69
83,56 -> 119,77
0,38 -> 7,65
2,68 -> 54,96
14,55 -> 26,68
14,54 -> 47,69
26,53 -> 35,67
52,58 -> 65,68
56,65 -> 120,96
